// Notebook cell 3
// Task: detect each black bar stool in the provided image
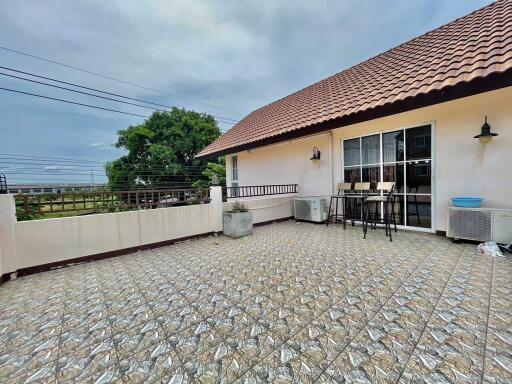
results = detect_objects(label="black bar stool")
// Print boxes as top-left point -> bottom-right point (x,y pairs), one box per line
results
326,183 -> 352,227
344,182 -> 370,227
363,182 -> 397,241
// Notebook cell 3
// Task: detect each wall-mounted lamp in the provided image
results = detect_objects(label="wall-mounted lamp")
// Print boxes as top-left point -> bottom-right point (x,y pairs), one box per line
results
474,116 -> 498,144
310,147 -> 321,161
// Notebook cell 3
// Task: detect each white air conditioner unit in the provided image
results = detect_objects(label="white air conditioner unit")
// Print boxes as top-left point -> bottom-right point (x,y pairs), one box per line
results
294,197 -> 328,223
447,207 -> 512,243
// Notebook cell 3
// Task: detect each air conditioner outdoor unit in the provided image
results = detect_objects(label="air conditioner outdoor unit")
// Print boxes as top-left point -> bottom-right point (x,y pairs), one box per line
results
447,207 -> 512,243
294,197 -> 328,223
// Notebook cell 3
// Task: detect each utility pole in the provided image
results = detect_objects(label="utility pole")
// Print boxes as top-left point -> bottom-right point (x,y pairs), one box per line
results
91,170 -> 94,185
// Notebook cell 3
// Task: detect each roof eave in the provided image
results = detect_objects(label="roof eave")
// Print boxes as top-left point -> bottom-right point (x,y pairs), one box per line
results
196,68 -> 512,159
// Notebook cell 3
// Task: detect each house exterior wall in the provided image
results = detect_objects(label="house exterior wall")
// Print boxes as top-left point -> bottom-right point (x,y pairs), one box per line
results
226,86 -> 512,232
229,133 -> 333,197
223,195 -> 296,224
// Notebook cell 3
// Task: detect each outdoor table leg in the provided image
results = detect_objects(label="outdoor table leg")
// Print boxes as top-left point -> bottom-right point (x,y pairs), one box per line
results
335,196 -> 339,223
343,197 -> 347,229
326,197 -> 333,226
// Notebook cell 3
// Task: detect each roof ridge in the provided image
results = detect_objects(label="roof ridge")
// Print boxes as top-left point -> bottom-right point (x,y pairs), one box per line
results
240,1 -> 500,121
198,0 -> 512,157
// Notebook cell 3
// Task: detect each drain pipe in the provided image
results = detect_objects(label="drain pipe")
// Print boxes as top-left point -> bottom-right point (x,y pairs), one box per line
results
329,131 -> 335,195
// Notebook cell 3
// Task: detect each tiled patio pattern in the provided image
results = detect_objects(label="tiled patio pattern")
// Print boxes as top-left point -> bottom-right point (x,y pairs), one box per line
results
0,221 -> 511,383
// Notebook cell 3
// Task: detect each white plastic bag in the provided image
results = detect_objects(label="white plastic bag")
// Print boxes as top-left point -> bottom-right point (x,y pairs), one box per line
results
477,241 -> 504,257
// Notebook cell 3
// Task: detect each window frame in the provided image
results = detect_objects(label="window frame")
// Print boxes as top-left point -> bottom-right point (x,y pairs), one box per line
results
341,122 -> 435,232
231,155 -> 238,184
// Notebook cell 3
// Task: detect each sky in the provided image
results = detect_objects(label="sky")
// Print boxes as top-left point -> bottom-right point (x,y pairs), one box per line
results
0,0 -> 492,184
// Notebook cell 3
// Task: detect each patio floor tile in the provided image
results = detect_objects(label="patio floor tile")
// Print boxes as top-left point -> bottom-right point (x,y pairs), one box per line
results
0,221 -> 510,383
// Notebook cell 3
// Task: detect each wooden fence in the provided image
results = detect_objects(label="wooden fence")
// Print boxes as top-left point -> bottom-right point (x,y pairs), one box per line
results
15,188 -> 210,220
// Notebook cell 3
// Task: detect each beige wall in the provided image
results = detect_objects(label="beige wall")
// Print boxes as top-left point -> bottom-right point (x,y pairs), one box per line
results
0,194 -> 17,275
228,134 -> 333,197
1,187 -> 222,272
226,87 -> 512,232
1,186 -> 295,273
14,203 -> 218,269
223,195 -> 295,224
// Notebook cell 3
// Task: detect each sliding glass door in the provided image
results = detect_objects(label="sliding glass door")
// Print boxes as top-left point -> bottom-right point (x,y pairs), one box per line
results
342,124 -> 433,229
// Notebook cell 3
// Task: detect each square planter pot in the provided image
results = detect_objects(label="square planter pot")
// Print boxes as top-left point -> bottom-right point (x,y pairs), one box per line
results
223,211 -> 253,238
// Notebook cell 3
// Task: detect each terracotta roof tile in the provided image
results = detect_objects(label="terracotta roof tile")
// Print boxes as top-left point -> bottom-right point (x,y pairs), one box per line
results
198,0 -> 512,158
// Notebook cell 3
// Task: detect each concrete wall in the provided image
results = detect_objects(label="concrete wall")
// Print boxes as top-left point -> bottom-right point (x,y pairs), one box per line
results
0,187 -> 223,273
226,86 -> 512,232
0,187 -> 295,274
14,203 -> 217,269
223,195 -> 295,224
0,194 -> 17,275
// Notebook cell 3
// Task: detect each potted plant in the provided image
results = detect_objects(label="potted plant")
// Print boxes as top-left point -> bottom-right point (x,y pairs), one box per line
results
223,201 -> 253,238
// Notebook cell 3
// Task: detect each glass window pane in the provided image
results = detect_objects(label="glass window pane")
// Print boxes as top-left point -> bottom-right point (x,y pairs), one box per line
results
406,125 -> 431,160
406,195 -> 431,228
344,167 -> 361,185
383,130 -> 404,162
362,135 -> 380,165
365,197 -> 404,225
406,160 -> 431,194
232,156 -> 238,180
391,196 -> 405,226
383,163 -> 404,193
343,138 -> 360,166
231,181 -> 239,197
348,198 -> 364,221
362,165 -> 380,190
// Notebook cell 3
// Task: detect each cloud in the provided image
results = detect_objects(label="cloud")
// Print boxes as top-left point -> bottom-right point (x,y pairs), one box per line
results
43,165 -> 76,170
0,0 -> 492,184
88,141 -> 113,150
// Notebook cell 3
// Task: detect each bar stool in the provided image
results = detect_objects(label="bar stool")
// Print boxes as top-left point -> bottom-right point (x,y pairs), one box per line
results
363,182 -> 397,241
326,182 -> 352,227
345,182 -> 371,227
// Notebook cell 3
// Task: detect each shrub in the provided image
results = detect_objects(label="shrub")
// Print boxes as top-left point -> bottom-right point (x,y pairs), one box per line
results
230,201 -> 248,213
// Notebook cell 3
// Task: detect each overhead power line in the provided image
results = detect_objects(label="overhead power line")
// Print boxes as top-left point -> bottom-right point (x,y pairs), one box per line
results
0,72 -> 165,112
3,172 -> 206,176
0,153 -> 106,164
1,154 -> 103,163
0,45 -> 244,116
0,66 -> 240,123
0,87 -> 150,118
0,83 -> 232,126
0,153 -> 225,165
7,177 -> 198,184
0,161 -> 219,171
0,163 -> 210,171
0,73 -> 234,125
0,166 -> 217,176
0,85 -> 226,128
3,169 -> 210,176
1,163 -> 208,169
0,66 -> 173,110
1,165 -> 209,172
0,165 -> 213,171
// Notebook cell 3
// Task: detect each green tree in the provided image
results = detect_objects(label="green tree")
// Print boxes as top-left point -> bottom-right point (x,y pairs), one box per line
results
106,108 -> 221,190
192,157 -> 226,188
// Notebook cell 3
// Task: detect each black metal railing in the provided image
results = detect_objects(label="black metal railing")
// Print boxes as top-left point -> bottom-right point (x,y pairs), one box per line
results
0,173 -> 6,194
223,184 -> 297,199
